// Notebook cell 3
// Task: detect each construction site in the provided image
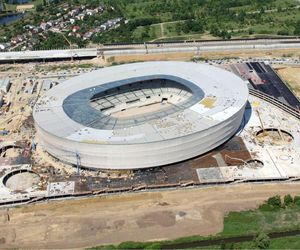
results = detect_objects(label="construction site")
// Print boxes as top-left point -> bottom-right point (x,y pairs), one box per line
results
0,43 -> 299,247
0,56 -> 298,208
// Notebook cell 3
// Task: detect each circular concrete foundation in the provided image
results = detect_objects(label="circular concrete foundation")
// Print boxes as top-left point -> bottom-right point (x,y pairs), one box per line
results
3,170 -> 40,192
246,159 -> 264,169
256,128 -> 293,146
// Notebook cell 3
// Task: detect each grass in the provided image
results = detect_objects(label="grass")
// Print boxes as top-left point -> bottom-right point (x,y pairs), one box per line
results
32,0 -> 44,7
233,235 -> 300,249
191,236 -> 300,249
121,0 -> 300,42
222,202 -> 300,237
269,235 -> 300,249
3,3 -> 16,12
90,233 -> 300,250
153,33 -> 212,42
152,0 -> 300,41
131,25 -> 161,41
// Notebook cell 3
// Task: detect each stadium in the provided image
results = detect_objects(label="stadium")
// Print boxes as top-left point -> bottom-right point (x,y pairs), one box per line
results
33,61 -> 248,169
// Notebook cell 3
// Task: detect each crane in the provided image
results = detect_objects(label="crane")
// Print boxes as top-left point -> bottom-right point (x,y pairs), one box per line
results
61,33 -> 76,62
51,30 -> 77,61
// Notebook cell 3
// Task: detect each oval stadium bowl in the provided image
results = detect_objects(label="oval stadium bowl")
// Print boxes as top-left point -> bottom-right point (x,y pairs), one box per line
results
33,61 -> 248,169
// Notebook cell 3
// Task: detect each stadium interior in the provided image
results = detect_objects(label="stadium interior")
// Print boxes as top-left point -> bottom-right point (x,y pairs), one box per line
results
89,79 -> 194,119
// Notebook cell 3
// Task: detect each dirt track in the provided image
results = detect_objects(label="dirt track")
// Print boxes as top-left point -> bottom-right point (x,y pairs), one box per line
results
0,183 -> 300,249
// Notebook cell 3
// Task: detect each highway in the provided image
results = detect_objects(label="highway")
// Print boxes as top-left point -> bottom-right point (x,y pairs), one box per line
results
0,37 -> 300,62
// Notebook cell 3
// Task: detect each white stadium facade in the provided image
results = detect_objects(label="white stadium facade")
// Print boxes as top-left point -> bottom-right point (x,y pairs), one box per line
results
33,61 -> 249,169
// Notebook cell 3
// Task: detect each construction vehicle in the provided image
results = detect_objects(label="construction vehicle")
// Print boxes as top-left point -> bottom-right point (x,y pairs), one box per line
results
0,130 -> 9,136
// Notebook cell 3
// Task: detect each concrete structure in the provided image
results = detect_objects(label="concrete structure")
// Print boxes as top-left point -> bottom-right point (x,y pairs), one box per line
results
33,61 -> 248,169
42,79 -> 54,91
196,92 -> 300,183
0,78 -> 11,93
0,48 -> 97,62
1,38 -> 300,62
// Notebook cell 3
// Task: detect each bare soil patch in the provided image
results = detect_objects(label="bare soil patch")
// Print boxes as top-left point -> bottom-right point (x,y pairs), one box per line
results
0,183 -> 299,248
106,48 -> 300,64
276,66 -> 300,98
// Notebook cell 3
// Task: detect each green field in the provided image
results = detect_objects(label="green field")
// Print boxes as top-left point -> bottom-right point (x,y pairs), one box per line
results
2,0 -> 300,49
183,236 -> 300,249
92,0 -> 300,43
104,0 -> 300,42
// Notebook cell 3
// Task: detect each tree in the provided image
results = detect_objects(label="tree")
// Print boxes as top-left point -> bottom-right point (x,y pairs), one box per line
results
210,24 -> 220,37
294,20 -> 300,35
175,22 -> 182,34
278,30 -> 289,36
237,10 -> 246,23
253,232 -> 270,249
36,4 -> 44,12
225,31 -> 232,39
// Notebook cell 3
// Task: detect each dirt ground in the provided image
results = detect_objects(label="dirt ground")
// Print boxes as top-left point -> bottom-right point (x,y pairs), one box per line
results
106,48 -> 300,64
200,48 -> 300,59
276,66 -> 300,98
0,183 -> 299,249
108,52 -> 195,64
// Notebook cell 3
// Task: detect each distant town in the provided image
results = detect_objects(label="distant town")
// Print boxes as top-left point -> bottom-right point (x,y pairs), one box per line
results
0,2 -> 123,51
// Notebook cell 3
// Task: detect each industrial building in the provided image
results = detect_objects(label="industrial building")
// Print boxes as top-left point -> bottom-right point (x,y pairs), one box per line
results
33,61 -> 248,169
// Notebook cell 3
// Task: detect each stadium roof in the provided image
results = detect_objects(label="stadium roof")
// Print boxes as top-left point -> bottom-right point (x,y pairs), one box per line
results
33,61 -> 248,145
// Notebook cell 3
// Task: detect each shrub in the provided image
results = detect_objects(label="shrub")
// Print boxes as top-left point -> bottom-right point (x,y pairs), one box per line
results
284,194 -> 293,207
259,203 -> 274,212
277,30 -> 289,36
118,241 -> 147,249
144,243 -> 162,249
267,195 -> 282,209
253,232 -> 270,249
294,196 -> 300,206
221,242 -> 234,249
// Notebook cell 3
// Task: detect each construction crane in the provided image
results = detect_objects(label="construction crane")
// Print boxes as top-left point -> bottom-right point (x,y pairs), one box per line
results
61,33 -> 76,62
51,31 -> 76,61
61,33 -> 75,49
